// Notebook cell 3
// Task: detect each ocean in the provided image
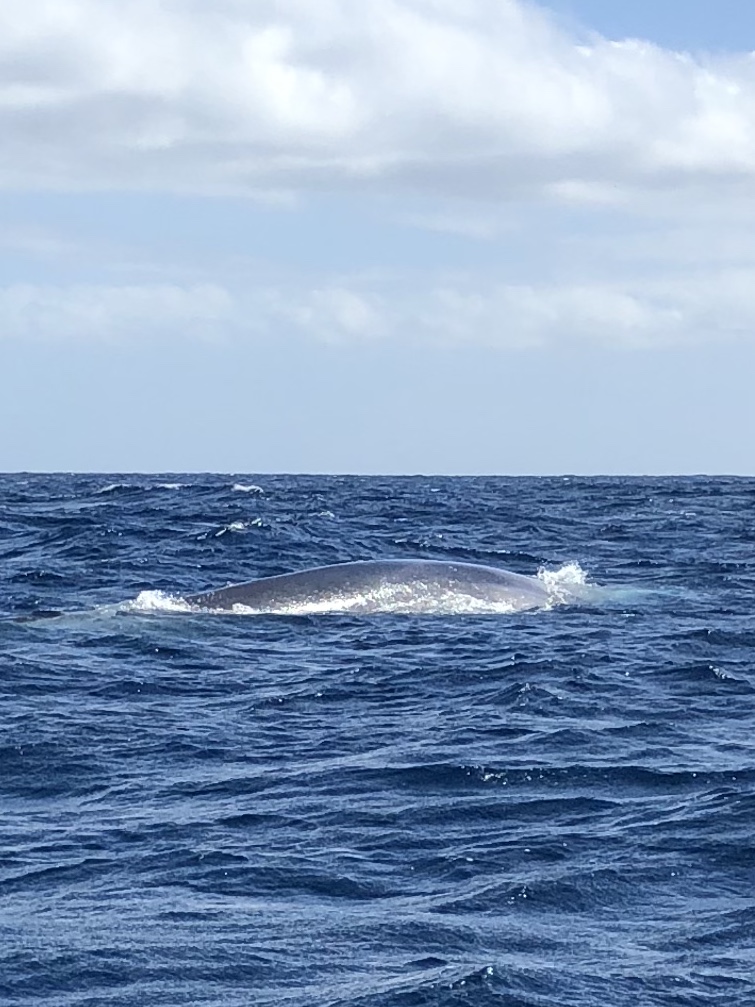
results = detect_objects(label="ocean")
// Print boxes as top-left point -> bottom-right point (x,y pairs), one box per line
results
2,473 -> 754,1006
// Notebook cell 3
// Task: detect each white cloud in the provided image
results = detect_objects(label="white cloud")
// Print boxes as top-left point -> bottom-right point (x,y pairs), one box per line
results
2,0 -> 755,199
0,282 -> 232,340
4,269 -> 755,349
284,287 -> 384,342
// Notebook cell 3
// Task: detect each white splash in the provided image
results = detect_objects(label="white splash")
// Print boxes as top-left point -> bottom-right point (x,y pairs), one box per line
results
123,590 -> 193,613
537,562 -> 592,605
214,518 -> 265,537
222,582 -> 524,617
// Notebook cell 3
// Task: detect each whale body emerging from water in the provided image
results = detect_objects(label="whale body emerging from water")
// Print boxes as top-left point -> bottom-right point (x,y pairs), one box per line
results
185,559 -> 552,615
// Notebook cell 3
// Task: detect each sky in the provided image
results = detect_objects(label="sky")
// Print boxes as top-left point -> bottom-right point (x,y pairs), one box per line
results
2,0 -> 755,474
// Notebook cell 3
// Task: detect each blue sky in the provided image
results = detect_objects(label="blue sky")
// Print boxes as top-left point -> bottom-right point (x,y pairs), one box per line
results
2,0 -> 755,474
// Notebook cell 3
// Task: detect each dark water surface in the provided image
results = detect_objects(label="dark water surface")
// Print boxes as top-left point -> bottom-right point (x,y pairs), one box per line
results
2,474 -> 755,1006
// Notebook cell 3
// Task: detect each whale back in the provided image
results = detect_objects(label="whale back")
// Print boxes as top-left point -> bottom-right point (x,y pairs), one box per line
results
185,559 -> 550,615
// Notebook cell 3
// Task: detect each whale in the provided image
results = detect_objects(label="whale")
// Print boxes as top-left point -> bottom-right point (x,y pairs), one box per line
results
184,559 -> 552,615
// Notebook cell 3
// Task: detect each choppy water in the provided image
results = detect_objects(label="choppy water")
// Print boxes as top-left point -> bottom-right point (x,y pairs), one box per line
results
2,474 -> 755,1006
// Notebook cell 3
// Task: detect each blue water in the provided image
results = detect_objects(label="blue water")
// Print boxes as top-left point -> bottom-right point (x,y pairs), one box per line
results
2,474 -> 755,1006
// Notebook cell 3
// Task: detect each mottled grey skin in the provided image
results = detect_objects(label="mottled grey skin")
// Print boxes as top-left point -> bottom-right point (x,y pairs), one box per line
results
185,559 -> 550,614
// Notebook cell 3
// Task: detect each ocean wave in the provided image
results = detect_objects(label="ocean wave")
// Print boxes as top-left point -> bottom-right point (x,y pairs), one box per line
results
232,483 -> 265,494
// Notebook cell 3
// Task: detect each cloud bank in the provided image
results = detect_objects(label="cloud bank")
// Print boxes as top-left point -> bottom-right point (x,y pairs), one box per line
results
5,269 -> 755,348
3,0 -> 755,199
